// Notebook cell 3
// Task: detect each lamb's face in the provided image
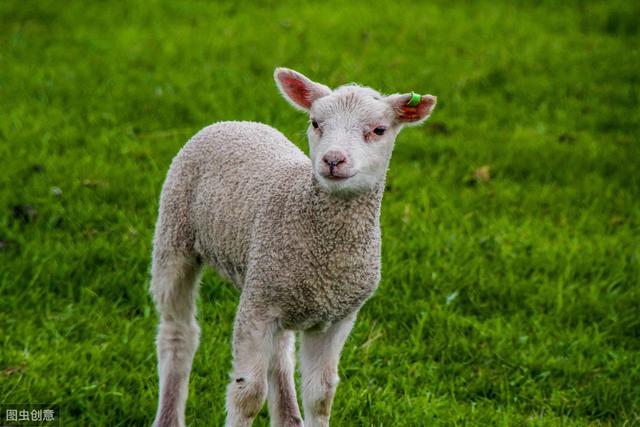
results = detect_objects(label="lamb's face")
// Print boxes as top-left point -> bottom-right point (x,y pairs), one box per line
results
307,87 -> 399,193
275,68 -> 437,195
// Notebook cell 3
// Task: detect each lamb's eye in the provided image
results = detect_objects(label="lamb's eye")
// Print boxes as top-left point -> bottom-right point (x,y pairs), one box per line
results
311,120 -> 319,129
373,127 -> 386,136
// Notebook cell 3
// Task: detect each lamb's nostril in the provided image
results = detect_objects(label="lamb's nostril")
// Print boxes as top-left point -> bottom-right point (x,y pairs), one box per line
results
322,151 -> 347,168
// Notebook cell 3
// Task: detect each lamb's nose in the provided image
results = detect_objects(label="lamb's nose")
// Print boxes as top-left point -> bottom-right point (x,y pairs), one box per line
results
322,151 -> 347,171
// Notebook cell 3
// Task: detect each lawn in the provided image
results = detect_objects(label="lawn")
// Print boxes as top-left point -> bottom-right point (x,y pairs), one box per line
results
1,0 -> 639,425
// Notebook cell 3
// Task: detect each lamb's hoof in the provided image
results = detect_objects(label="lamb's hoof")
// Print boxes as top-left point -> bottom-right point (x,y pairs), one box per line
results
283,416 -> 303,427
152,416 -> 185,427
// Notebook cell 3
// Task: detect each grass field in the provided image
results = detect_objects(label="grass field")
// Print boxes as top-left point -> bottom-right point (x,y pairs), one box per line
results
1,0 -> 639,425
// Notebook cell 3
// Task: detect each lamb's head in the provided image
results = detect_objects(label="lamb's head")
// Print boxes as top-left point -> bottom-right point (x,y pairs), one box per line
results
275,67 -> 437,195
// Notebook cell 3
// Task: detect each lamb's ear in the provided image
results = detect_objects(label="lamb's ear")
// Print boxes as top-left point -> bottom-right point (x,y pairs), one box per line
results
387,93 -> 437,125
274,67 -> 332,111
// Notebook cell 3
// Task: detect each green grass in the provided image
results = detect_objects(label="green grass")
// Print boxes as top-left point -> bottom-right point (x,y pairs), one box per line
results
1,0 -> 639,425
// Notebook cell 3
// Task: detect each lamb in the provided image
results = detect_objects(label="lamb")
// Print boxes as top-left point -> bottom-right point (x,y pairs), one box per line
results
150,67 -> 437,427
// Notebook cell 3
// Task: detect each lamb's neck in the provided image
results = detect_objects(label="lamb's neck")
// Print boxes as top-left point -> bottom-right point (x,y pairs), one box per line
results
307,177 -> 383,246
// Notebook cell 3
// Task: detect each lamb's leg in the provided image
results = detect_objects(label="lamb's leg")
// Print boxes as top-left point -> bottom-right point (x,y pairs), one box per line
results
300,313 -> 356,427
151,251 -> 202,427
225,307 -> 276,427
267,330 -> 303,427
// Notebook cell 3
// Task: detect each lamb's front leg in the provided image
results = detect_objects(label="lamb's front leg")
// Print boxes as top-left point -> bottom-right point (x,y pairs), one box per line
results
267,330 -> 303,427
300,313 -> 356,427
225,305 -> 277,427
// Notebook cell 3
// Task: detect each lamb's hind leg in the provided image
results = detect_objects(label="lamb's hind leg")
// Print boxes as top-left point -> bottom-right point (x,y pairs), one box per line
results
267,330 -> 302,427
151,250 -> 202,427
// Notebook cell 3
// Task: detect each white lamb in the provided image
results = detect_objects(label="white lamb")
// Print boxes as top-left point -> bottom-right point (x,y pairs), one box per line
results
150,68 -> 437,427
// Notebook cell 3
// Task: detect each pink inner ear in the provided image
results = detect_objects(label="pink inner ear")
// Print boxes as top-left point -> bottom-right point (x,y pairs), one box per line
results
398,97 -> 436,122
279,74 -> 312,109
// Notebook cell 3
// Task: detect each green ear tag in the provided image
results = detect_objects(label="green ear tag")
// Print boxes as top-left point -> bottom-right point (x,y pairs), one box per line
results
407,92 -> 422,107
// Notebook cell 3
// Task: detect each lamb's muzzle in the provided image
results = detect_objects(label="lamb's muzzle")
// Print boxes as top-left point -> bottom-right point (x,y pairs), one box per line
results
150,67 -> 436,427
321,150 -> 349,179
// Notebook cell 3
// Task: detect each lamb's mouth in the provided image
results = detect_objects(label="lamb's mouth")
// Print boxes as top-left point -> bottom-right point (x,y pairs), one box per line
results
323,173 -> 355,181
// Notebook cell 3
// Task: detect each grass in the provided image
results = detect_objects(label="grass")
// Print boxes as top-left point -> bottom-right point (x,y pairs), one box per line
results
1,0 -> 639,425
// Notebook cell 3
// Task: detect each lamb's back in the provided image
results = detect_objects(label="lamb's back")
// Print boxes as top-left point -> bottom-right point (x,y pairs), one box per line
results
163,121 -> 310,284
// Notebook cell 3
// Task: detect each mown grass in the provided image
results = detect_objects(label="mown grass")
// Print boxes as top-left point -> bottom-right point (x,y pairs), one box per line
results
1,0 -> 639,425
